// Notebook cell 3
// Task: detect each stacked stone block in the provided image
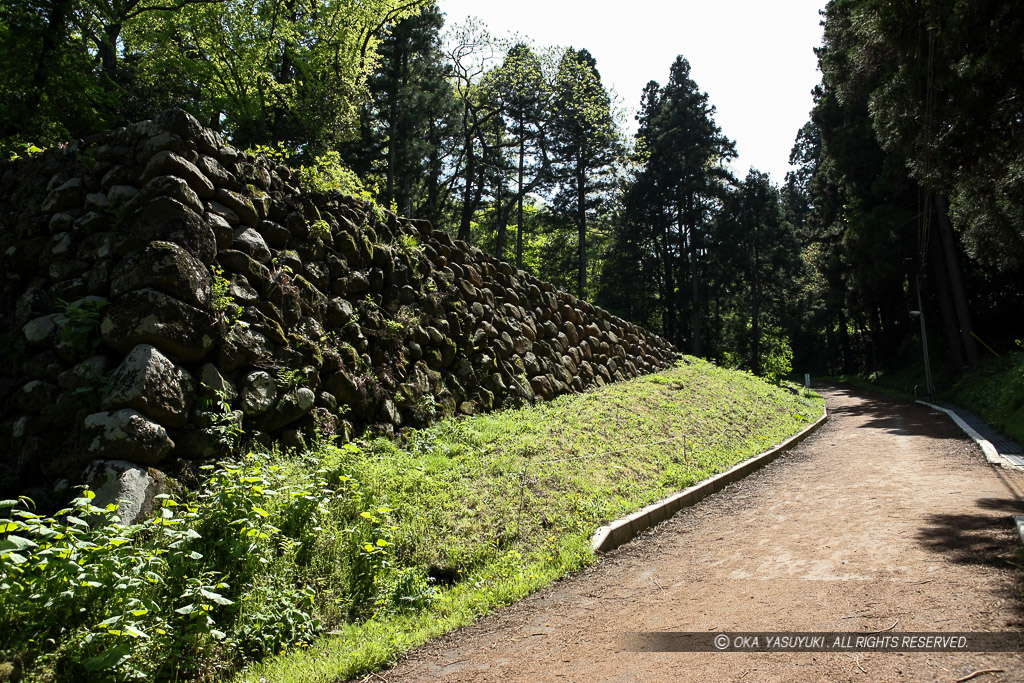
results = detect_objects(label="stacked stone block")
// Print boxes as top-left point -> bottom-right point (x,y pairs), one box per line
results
0,110 -> 677,502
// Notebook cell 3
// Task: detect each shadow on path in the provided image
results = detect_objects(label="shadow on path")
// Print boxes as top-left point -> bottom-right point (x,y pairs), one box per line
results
817,382 -> 965,441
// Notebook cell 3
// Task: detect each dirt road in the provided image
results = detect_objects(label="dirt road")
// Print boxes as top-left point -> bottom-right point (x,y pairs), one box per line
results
384,384 -> 1024,682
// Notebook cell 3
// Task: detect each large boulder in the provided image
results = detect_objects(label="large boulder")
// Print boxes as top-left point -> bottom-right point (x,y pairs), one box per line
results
118,196 -> 217,265
110,240 -> 213,308
240,370 -> 277,416
103,344 -> 196,428
100,288 -> 217,363
41,178 -> 84,213
83,410 -> 174,466
82,459 -> 172,525
257,387 -> 315,431
141,150 -> 215,198
232,227 -> 272,263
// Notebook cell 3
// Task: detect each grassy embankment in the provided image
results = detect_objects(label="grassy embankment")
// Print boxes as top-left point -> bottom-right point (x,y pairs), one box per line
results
0,358 -> 823,683
239,357 -> 822,682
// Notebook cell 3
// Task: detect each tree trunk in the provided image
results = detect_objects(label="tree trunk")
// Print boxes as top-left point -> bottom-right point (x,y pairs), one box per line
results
99,23 -> 122,84
928,224 -> 964,369
495,197 -> 506,258
457,104 -> 476,242
385,90 -> 398,207
424,118 -> 442,225
751,233 -> 761,376
689,224 -> 702,357
838,308 -> 854,374
516,133 -> 525,269
934,193 -> 978,369
657,224 -> 677,342
576,156 -> 587,299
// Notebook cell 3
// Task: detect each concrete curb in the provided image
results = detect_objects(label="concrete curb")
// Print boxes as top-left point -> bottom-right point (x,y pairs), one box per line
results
590,405 -> 829,554
915,400 -> 1007,467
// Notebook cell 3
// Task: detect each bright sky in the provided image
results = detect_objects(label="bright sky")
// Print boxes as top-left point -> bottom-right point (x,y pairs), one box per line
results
437,0 -> 826,184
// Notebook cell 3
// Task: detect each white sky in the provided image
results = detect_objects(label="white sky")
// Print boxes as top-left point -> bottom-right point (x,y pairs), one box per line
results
437,0 -> 826,184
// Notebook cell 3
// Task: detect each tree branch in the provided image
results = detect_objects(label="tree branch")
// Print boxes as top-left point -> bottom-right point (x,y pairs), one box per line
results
124,0 -> 224,21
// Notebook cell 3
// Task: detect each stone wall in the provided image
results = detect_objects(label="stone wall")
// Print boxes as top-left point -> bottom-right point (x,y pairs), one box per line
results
0,110 -> 677,502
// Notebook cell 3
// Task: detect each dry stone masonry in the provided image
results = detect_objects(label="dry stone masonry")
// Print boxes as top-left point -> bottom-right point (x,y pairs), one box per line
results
0,110 -> 677,504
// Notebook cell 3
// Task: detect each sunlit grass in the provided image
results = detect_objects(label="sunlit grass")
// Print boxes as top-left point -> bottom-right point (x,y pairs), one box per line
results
236,357 -> 823,683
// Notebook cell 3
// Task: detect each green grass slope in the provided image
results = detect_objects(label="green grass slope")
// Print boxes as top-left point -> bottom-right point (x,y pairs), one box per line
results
0,358 -> 822,682
239,357 -> 823,682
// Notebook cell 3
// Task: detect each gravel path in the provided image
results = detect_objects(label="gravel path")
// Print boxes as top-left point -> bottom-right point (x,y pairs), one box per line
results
383,384 -> 1024,682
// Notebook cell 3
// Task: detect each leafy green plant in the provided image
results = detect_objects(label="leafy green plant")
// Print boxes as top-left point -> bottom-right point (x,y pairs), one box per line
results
948,347 -> 1024,444
246,144 -> 292,166
297,151 -> 367,198
399,234 -> 419,252
56,297 -> 108,357
276,367 -> 305,390
210,266 -> 242,322
760,329 -> 794,385
2,361 -> 825,683
242,359 -> 824,683
6,142 -> 44,161
196,384 -> 245,451
0,441 -> 444,682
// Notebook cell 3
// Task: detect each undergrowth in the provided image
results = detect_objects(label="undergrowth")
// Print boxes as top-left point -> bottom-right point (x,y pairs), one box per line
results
947,346 -> 1024,444
0,358 -> 823,682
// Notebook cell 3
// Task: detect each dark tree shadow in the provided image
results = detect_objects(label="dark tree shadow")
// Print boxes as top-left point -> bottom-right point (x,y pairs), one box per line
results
817,383 -> 968,441
916,499 -> 1024,570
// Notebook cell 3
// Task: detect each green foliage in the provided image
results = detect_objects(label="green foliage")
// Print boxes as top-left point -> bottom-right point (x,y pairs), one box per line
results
841,0 -> 1024,271
241,360 -> 823,682
275,367 -> 305,390
603,55 -> 735,350
354,2 -> 457,221
5,142 -> 44,161
949,347 -> 1024,445
398,234 -> 419,252
759,329 -> 794,385
1,0 -> 426,154
0,447 -> 433,681
196,385 -> 245,451
210,266 -> 235,310
57,297 -> 109,358
1,361 -> 823,682
298,151 -> 368,198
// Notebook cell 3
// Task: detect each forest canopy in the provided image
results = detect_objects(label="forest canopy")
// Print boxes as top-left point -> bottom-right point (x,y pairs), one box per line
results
3,0 -> 1022,381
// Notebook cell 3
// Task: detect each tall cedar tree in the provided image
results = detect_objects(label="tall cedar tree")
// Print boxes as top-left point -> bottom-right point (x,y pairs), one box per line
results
549,48 -> 620,299
710,169 -> 800,376
847,0 -> 1024,272
804,0 -> 990,373
615,56 -> 734,354
485,43 -> 552,266
356,1 -> 456,219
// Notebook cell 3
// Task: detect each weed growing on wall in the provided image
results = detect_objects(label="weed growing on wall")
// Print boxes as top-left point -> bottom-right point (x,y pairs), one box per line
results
56,297 -> 108,359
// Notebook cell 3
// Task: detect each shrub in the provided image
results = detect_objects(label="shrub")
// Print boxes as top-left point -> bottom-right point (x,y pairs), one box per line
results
0,445 -> 417,681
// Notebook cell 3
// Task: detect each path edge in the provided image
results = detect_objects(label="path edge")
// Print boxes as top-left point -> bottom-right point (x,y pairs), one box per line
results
590,404 -> 829,554
915,400 -> 1007,467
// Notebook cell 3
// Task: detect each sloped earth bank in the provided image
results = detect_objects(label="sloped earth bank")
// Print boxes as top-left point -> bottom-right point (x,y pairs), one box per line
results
383,384 -> 1024,682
